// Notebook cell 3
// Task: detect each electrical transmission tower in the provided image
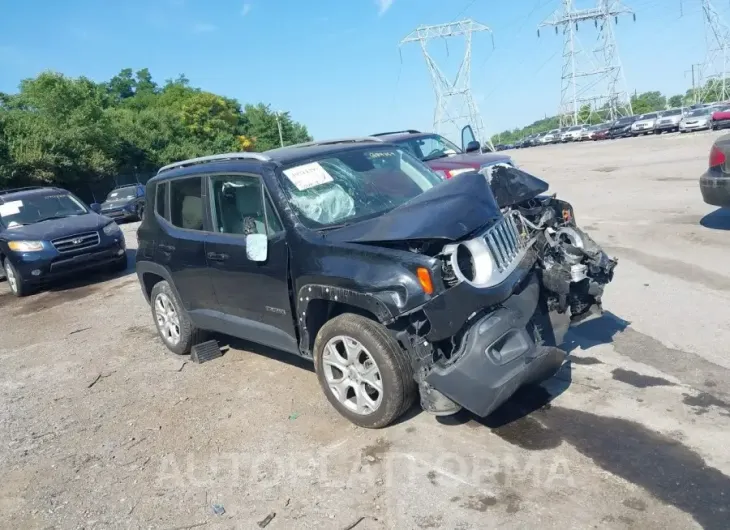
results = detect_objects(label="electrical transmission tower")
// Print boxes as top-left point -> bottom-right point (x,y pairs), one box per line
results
401,20 -> 493,149
697,0 -> 730,102
539,0 -> 635,126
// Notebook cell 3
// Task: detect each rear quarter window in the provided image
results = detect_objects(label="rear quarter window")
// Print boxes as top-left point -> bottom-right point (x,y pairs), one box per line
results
156,182 -> 168,219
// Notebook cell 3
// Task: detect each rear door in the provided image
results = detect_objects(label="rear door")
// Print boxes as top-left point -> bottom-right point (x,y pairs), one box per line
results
203,172 -> 298,352
155,175 -> 217,312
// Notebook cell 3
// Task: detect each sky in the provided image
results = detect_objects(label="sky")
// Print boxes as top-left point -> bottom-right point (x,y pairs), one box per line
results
0,0 -> 727,143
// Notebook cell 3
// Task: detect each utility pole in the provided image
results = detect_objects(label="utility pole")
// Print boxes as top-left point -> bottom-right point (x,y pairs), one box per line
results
400,19 -> 494,150
698,0 -> 730,102
539,0 -> 635,126
685,63 -> 704,103
274,111 -> 284,147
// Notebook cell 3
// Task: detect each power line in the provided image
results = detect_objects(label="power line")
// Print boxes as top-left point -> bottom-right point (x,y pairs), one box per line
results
697,0 -> 730,102
538,0 -> 636,126
400,19 -> 494,149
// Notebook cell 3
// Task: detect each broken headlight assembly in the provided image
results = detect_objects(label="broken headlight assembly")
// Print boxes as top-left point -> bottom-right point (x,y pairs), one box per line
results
441,212 -> 532,289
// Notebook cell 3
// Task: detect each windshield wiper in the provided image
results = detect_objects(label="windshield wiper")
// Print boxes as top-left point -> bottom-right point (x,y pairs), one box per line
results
34,214 -> 81,223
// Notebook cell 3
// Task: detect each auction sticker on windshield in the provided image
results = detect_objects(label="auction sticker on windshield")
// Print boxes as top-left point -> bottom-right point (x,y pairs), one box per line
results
0,200 -> 23,217
283,162 -> 334,191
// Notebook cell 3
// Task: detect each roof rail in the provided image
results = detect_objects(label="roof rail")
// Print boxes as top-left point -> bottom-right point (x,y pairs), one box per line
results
157,152 -> 271,174
370,129 -> 422,137
0,186 -> 46,196
291,137 -> 383,148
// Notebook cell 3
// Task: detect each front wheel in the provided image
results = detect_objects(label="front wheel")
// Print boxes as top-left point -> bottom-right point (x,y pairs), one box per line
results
314,314 -> 417,429
3,259 -> 32,297
150,280 -> 205,355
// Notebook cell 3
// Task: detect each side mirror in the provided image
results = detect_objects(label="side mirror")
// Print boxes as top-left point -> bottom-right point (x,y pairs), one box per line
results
246,233 -> 268,262
90,203 -> 101,214
465,140 -> 481,153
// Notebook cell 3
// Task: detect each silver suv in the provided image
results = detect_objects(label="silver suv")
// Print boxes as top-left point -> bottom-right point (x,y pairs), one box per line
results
654,108 -> 685,134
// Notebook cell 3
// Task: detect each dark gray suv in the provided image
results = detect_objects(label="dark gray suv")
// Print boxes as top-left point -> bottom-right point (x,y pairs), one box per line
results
135,139 -> 616,428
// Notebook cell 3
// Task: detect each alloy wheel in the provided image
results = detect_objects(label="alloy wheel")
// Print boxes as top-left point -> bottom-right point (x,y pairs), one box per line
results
322,335 -> 383,415
154,292 -> 181,345
5,262 -> 17,294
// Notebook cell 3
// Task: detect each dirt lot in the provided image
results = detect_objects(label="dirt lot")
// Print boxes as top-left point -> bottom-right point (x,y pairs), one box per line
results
2,131 -> 730,530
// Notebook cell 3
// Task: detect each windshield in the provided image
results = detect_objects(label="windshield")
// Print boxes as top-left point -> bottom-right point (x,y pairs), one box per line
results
615,117 -> 634,125
689,108 -> 710,117
106,186 -> 137,201
568,126 -> 582,131
662,109 -> 682,116
639,113 -> 657,120
548,129 -> 559,134
0,193 -> 88,228
392,134 -> 462,162
278,146 -> 443,229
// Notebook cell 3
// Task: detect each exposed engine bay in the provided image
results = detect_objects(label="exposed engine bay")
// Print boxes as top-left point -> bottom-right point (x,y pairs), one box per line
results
438,163 -> 617,328
387,163 -> 618,418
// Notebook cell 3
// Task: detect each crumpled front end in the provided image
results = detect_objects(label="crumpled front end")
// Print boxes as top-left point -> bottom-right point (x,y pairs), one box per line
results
394,165 -> 617,418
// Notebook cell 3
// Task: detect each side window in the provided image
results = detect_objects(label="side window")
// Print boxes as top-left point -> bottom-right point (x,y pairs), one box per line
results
211,175 -> 282,236
169,177 -> 204,230
264,194 -> 283,233
155,182 -> 167,219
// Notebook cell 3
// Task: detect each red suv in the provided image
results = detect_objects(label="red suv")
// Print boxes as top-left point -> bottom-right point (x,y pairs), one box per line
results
371,126 -> 513,179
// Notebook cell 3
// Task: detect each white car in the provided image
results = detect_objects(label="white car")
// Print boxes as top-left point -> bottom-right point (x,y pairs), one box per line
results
654,108 -> 685,134
679,108 -> 713,132
561,125 -> 585,142
541,129 -> 560,144
630,112 -> 660,135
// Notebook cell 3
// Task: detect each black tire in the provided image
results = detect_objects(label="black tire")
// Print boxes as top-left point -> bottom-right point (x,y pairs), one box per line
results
136,203 -> 145,222
150,280 -> 206,355
314,313 -> 417,429
3,258 -> 32,297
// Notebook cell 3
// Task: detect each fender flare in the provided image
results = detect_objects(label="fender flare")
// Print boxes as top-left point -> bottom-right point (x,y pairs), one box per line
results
136,261 -> 181,304
296,284 -> 394,324
296,284 -> 395,356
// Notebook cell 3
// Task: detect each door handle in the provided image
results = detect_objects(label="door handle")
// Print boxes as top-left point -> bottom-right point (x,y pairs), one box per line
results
207,252 -> 229,261
158,243 -> 175,252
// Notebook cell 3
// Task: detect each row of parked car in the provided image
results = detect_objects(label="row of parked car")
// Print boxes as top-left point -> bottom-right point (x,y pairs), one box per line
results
493,102 -> 730,150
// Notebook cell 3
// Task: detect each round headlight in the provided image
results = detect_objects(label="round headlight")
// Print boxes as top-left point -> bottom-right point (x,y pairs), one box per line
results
456,244 -> 475,282
449,238 -> 495,287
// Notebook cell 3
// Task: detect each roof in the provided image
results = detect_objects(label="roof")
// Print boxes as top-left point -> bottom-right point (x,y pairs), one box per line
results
0,186 -> 65,203
263,137 -> 393,165
153,137 -> 397,179
368,131 -> 433,143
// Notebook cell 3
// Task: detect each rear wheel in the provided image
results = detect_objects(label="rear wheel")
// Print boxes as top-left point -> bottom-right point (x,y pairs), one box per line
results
150,280 -> 205,355
314,314 -> 416,429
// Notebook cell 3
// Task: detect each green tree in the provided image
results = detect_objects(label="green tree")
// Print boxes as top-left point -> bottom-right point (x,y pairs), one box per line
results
630,91 -> 666,115
668,95 -> 683,108
0,69 -> 312,196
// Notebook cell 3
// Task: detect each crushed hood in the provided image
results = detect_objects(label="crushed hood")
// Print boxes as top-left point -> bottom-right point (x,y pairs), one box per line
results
324,172 -> 502,244
483,164 -> 550,208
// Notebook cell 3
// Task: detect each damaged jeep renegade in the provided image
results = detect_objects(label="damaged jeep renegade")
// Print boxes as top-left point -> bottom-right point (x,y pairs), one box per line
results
136,138 -> 616,428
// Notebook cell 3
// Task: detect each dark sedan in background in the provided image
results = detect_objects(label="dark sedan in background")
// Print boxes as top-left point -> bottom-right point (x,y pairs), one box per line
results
700,134 -> 730,208
608,115 -> 638,139
100,183 -> 146,222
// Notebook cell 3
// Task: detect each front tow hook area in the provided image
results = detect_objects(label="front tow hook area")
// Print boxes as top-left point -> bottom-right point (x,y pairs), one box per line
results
421,306 -> 566,418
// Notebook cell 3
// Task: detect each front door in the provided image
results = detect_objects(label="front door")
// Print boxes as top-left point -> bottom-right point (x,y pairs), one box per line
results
204,173 -> 298,354
461,125 -> 477,152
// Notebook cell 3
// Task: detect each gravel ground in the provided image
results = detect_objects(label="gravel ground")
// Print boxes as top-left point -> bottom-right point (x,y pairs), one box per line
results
1,131 -> 730,530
